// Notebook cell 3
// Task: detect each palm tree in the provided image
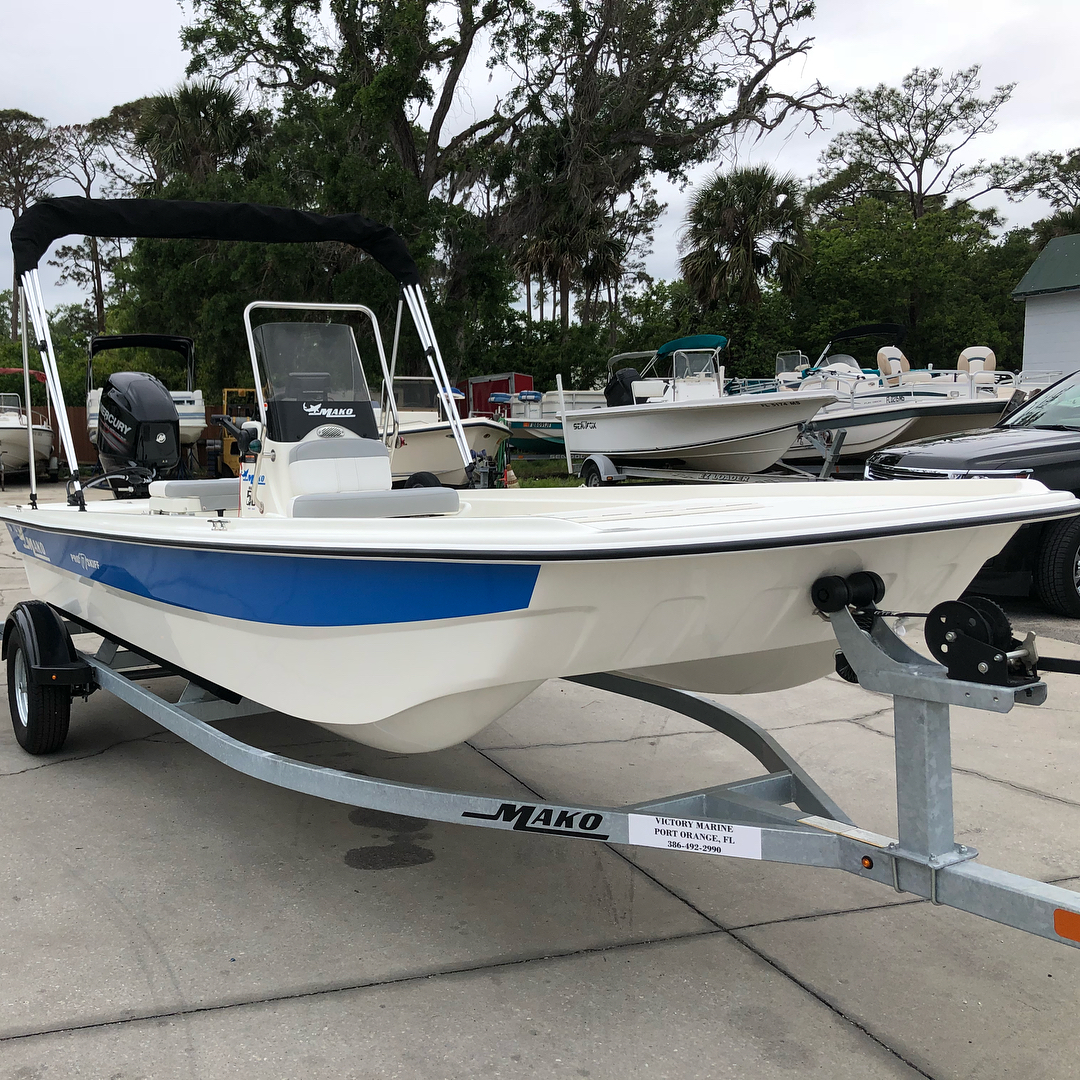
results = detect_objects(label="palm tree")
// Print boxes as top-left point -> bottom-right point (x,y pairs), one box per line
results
680,165 -> 810,308
135,81 -> 265,187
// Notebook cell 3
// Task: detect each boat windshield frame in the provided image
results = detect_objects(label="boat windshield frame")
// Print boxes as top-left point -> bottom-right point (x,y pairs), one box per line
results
243,301 -> 396,445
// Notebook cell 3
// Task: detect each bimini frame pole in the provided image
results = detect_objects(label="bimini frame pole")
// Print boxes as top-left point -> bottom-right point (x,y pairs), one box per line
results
401,284 -> 472,472
18,289 -> 37,508
20,270 -> 82,506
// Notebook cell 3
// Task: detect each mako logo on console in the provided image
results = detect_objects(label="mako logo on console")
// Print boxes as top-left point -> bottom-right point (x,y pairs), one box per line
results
302,403 -> 356,418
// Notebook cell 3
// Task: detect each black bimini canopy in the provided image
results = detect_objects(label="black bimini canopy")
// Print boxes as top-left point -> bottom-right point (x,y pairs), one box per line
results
89,333 -> 194,360
11,197 -> 421,286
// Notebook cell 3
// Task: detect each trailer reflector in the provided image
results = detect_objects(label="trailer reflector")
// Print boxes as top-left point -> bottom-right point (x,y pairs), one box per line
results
1054,908 -> 1080,943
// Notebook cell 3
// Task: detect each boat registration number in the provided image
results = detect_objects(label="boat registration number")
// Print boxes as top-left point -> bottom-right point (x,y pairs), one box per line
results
627,814 -> 762,859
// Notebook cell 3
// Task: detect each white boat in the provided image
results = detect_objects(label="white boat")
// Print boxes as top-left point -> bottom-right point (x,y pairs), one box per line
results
382,378 -> 510,486
6,197 -> 1077,755
768,331 -> 1018,464
562,336 -> 835,473
0,393 -> 53,473
86,334 -> 207,448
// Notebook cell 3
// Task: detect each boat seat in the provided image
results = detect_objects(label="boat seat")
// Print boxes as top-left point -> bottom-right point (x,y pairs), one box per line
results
959,347 -> 996,373
877,346 -> 910,379
149,478 -> 239,512
289,436 -> 393,494
291,487 -> 460,519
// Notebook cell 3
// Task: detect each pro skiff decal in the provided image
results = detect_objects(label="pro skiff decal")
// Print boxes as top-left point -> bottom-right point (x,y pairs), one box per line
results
4,523 -> 540,628
462,802 -> 609,839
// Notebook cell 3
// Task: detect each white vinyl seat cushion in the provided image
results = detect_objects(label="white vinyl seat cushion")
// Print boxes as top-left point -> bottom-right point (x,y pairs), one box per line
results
289,437 -> 392,494
148,478 -> 239,512
291,487 -> 460,518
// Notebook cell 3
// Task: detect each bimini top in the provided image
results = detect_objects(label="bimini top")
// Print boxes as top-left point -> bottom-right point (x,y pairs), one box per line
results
89,334 -> 194,360
11,197 -> 421,286
656,334 -> 727,356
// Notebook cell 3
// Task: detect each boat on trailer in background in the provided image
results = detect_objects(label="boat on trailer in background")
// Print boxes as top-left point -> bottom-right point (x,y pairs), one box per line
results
86,334 -> 207,451
563,334 -> 835,478
381,376 -> 510,486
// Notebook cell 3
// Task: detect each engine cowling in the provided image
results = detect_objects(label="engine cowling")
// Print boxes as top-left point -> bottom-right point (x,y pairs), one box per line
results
97,372 -> 180,495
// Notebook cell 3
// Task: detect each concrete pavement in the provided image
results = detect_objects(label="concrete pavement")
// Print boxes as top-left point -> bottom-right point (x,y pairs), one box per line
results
0,480 -> 1077,1079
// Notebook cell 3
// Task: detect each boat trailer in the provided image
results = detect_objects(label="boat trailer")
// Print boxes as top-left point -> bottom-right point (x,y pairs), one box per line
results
5,581 -> 1080,952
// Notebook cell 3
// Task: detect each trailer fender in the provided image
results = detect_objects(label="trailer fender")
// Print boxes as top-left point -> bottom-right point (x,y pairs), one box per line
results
579,454 -> 623,486
3,601 -> 94,688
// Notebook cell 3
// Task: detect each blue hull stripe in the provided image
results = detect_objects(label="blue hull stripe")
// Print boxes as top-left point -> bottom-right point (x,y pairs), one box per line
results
7,524 -> 540,628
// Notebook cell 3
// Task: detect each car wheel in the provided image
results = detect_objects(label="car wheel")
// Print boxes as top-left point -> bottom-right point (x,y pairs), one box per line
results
1034,515 -> 1080,618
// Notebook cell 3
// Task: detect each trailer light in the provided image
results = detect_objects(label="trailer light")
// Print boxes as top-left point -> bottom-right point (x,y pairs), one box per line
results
861,856 -> 874,870
1054,908 -> 1080,943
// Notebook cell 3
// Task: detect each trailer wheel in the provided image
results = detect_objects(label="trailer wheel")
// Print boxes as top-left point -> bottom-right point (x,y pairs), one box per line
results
1034,515 -> 1080,618
404,471 -> 442,488
580,461 -> 607,487
6,627 -> 71,754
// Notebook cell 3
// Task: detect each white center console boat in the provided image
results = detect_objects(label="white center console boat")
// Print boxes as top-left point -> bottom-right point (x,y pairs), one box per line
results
562,336 -> 835,474
4,198 -> 1077,757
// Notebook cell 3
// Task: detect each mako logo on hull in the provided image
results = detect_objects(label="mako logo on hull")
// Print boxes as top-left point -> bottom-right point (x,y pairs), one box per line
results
461,802 -> 608,839
10,524 -> 48,561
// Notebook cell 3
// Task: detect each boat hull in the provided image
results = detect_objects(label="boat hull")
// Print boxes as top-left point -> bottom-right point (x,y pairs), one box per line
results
506,419 -> 564,454
0,425 -> 53,471
784,397 -> 1009,463
4,479 -> 1068,753
563,394 -> 833,473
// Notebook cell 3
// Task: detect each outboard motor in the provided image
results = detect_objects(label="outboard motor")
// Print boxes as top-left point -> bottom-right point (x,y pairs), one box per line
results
604,367 -> 643,408
96,371 -> 181,497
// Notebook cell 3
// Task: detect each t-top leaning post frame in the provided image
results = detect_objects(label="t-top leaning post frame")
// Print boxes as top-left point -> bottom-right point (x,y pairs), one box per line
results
401,281 -> 472,474
19,287 -> 39,509
19,268 -> 83,508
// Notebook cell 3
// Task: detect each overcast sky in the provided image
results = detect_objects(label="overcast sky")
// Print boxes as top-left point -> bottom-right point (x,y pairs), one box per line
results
3,0 -> 1079,304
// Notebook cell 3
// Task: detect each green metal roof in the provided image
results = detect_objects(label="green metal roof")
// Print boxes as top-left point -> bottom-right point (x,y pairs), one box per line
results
1012,234 -> 1080,298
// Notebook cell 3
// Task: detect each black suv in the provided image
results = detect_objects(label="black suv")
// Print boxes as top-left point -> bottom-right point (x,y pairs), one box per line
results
866,371 -> 1080,616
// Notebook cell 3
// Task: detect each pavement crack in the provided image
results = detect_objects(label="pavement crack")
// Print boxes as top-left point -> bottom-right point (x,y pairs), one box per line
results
478,727 -> 704,753
0,731 -> 164,777
949,764 -> 1080,809
0,927 -> 724,1045
725,928 -> 940,1079
465,740 -> 728,930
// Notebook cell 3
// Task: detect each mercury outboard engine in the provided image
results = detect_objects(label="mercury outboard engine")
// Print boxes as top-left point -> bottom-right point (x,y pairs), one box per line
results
97,371 -> 180,497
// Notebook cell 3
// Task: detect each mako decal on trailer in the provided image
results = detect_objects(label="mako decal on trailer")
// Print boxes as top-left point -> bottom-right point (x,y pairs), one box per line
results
461,802 -> 609,839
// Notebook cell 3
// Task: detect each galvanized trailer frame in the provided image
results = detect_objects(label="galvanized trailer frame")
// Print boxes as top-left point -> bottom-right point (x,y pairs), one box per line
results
46,609 -> 1080,951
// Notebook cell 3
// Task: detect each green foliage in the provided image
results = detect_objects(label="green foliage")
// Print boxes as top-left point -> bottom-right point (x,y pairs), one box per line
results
680,165 -> 809,307
813,66 -> 1015,221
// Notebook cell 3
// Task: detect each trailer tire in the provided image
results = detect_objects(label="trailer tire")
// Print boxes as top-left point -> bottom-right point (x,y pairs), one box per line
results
580,461 -> 606,487
6,627 -> 71,755
1034,515 -> 1080,618
404,471 -> 442,488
